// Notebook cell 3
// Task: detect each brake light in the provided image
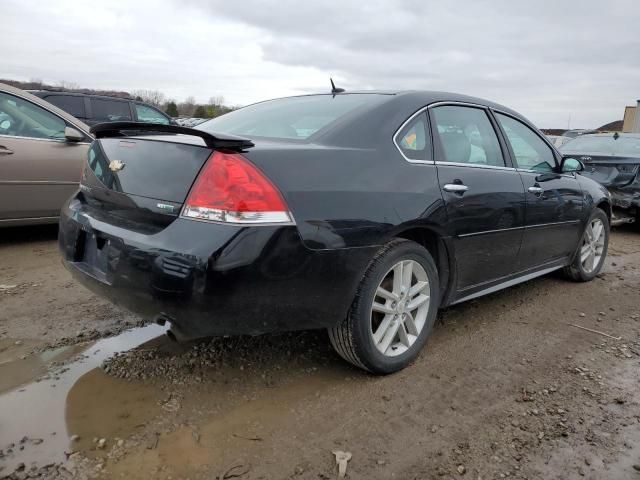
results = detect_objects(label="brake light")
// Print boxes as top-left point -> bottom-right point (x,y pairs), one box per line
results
182,151 -> 293,224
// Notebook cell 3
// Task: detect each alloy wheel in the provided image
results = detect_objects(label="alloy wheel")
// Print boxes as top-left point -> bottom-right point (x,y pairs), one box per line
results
580,218 -> 605,273
370,259 -> 430,357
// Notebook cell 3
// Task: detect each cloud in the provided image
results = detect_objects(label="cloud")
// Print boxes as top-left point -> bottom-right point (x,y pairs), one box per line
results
3,0 -> 639,127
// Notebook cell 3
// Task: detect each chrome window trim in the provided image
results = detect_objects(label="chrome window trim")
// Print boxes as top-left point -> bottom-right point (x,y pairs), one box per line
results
434,161 -> 517,172
392,106 -> 435,164
0,89 -> 92,138
0,133 -> 90,145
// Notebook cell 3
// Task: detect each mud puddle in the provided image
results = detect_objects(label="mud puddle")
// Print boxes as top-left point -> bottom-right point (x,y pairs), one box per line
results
0,324 -> 167,472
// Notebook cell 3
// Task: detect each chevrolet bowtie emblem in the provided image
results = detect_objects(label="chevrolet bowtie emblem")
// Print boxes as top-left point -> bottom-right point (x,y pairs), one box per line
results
109,160 -> 125,172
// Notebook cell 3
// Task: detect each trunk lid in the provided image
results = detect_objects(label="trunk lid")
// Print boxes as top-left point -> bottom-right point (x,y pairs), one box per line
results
79,123 -> 254,231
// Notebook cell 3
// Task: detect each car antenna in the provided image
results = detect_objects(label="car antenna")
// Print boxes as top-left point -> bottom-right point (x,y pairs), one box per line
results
330,78 -> 345,96
613,132 -> 620,140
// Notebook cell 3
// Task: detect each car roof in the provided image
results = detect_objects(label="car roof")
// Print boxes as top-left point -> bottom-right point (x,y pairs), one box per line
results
0,82 -> 91,135
29,90 -> 133,102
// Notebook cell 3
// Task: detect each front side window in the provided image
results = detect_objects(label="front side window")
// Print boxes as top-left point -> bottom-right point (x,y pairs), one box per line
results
395,112 -> 431,161
496,113 -> 556,172
431,106 -> 505,167
91,98 -> 132,122
135,104 -> 170,125
0,92 -> 66,140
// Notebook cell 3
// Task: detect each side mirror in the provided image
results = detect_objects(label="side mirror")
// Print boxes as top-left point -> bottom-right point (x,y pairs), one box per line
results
561,157 -> 584,173
64,126 -> 84,143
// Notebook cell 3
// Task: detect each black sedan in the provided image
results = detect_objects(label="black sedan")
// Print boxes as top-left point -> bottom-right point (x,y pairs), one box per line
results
59,91 -> 611,374
561,133 -> 640,225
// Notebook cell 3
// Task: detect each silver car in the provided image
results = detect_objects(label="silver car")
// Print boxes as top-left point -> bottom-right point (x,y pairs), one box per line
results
0,83 -> 92,226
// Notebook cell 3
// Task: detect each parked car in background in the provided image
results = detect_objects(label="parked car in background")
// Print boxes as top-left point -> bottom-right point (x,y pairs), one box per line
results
561,133 -> 640,225
29,91 -> 174,126
59,91 -> 611,374
0,83 -> 92,226
545,134 -> 574,149
175,117 -> 208,127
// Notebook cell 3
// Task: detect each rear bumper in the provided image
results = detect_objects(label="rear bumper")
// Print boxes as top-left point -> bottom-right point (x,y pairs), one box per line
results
59,197 -> 377,338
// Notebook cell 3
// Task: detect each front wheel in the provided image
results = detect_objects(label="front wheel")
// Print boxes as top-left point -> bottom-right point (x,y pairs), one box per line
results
328,239 -> 440,374
563,208 -> 609,282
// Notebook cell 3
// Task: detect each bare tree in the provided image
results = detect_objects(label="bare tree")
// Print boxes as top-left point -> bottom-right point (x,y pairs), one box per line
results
178,96 -> 197,117
131,89 -> 166,107
57,80 -> 80,91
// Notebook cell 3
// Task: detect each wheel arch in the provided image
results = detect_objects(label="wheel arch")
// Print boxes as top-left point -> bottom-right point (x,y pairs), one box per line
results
595,200 -> 612,223
393,226 -> 453,305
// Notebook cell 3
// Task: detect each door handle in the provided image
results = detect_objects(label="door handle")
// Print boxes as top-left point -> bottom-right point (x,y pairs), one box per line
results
528,185 -> 543,195
0,146 -> 13,155
443,183 -> 469,193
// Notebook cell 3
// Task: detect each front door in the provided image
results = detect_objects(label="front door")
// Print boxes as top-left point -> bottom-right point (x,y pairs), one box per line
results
0,90 -> 88,221
429,104 -> 526,291
493,112 -> 583,270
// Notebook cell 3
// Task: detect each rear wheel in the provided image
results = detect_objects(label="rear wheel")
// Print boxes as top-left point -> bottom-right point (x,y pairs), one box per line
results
328,239 -> 439,374
563,209 -> 609,282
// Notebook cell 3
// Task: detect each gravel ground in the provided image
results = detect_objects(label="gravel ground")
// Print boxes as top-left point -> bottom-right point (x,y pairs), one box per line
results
1,224 -> 639,479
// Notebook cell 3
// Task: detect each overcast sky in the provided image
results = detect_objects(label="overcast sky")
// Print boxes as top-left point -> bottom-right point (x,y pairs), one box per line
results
3,0 -> 639,128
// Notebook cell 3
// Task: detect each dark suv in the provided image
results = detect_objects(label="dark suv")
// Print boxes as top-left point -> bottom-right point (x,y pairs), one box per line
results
29,91 -> 174,126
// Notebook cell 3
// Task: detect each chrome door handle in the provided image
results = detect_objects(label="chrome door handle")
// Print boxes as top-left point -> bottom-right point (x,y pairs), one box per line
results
0,146 -> 13,155
528,186 -> 543,195
443,184 -> 469,193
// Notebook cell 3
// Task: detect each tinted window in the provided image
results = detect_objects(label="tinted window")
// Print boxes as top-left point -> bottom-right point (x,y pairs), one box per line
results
496,113 -> 556,172
45,95 -> 86,118
431,106 -> 505,167
198,94 -> 389,140
135,104 -> 170,124
560,135 -> 640,156
91,98 -> 132,122
0,92 -> 66,140
396,112 -> 431,161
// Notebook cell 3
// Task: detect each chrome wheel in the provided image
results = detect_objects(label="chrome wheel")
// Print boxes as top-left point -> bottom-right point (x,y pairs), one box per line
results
370,259 -> 430,357
580,218 -> 605,273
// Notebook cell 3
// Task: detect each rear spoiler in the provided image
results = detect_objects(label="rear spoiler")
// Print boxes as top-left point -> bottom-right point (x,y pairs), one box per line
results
90,122 -> 254,150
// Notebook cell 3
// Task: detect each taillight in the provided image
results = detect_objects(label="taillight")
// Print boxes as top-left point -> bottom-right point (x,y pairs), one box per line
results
181,151 -> 293,224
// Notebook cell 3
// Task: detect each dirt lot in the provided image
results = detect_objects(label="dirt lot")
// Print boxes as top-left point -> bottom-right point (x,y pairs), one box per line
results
0,225 -> 639,480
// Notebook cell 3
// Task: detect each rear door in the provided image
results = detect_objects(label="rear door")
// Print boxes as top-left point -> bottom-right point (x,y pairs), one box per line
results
429,104 -> 526,291
0,90 -> 88,220
493,112 -> 583,270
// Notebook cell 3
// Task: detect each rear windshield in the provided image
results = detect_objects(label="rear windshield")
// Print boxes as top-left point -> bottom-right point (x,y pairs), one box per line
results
561,135 -> 640,156
196,94 -> 388,140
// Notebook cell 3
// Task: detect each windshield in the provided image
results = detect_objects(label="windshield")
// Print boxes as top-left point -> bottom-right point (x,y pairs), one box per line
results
196,94 -> 388,140
561,135 -> 640,156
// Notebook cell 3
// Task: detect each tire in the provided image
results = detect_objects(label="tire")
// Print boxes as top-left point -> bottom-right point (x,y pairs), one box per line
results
328,239 -> 440,374
563,208 -> 609,282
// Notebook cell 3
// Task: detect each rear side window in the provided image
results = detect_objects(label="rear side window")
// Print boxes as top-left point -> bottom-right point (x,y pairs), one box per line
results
496,113 -> 556,172
395,112 -> 431,161
431,106 -> 505,167
198,94 -> 389,140
91,98 -> 132,122
135,104 -> 170,125
45,95 -> 86,118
